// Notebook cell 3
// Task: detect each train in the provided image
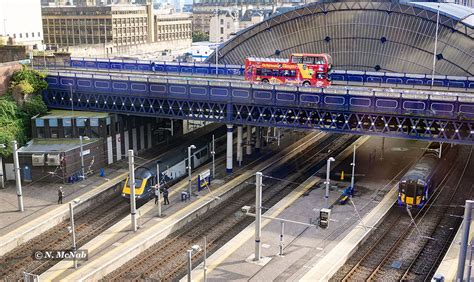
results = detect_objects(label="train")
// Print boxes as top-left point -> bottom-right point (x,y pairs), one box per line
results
122,124 -> 226,200
397,143 -> 453,207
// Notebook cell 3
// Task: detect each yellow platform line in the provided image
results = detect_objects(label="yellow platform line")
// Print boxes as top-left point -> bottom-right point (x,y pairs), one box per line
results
47,132 -> 323,281
0,171 -> 126,255
300,186 -> 397,281
39,161 -> 222,281
192,176 -> 321,281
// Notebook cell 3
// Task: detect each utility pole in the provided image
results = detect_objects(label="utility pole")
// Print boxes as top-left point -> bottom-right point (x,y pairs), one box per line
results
156,161 -> 161,217
188,145 -> 196,199
431,5 -> 440,87
79,136 -> 85,180
457,200 -> 474,281
12,141 -> 24,212
128,150 -> 137,231
203,236 -> 208,282
254,172 -> 262,262
325,157 -> 335,208
187,249 -> 193,282
351,145 -> 356,191
69,202 -> 78,269
211,135 -> 215,179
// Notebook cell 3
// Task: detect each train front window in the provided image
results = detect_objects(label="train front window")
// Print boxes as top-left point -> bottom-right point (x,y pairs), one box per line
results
127,179 -> 143,188
417,184 -> 425,196
405,182 -> 417,197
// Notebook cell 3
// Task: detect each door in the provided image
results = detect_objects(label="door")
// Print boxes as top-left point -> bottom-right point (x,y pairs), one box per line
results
23,165 -> 32,182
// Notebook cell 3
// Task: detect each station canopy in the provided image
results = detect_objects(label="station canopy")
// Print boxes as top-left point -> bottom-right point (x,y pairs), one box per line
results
208,0 -> 474,76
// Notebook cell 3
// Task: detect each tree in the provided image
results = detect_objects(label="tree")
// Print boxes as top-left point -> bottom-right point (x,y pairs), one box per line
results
192,31 -> 209,42
0,66 -> 48,157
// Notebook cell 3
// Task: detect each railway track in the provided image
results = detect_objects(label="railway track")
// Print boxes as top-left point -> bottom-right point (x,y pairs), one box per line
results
332,145 -> 473,281
0,127 -> 230,280
104,133 -> 358,281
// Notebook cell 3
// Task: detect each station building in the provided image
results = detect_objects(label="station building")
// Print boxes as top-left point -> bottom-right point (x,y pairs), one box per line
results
16,110 -> 182,183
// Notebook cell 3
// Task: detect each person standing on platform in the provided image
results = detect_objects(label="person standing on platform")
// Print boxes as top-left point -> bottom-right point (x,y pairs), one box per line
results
154,187 -> 160,205
58,187 -> 63,204
163,187 -> 169,205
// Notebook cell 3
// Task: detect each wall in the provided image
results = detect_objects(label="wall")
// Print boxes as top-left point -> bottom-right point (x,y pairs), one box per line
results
0,61 -> 22,96
64,39 -> 191,58
0,45 -> 27,63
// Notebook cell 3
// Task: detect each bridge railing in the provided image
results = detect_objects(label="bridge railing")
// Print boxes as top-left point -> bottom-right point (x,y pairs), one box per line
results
37,57 -> 474,90
45,71 -> 474,120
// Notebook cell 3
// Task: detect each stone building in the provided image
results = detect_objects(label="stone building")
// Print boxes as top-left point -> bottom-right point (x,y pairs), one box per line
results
41,2 -> 192,57
42,5 -> 151,48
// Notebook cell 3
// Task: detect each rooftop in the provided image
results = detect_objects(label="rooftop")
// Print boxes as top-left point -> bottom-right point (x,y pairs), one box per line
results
18,138 -> 99,153
37,109 -> 110,119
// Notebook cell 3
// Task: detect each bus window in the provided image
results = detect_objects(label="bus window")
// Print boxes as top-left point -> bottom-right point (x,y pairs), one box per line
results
317,73 -> 326,79
315,57 -> 326,64
280,70 -> 296,77
256,68 -> 262,75
291,56 -> 303,64
303,57 -> 315,64
273,70 -> 280,76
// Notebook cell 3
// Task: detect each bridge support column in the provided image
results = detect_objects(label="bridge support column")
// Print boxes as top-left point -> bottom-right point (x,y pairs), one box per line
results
255,127 -> 261,153
237,126 -> 243,166
226,124 -> 233,174
246,125 -> 252,155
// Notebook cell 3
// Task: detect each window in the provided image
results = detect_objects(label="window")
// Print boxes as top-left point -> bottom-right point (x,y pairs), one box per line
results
32,32 -> 34,37
26,33 -> 28,38
19,33 -> 22,38
227,22 -> 230,29
303,56 -> 315,64
220,27 -> 224,34
291,56 -> 303,64
220,19 -> 224,25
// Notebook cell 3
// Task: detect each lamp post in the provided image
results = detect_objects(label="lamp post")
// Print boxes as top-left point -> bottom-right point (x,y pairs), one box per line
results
211,135 -> 215,179
325,157 -> 335,208
350,145 -> 356,191
187,244 -> 201,282
156,161 -> 161,217
69,198 -> 81,269
12,141 -> 24,212
128,150 -> 137,232
68,83 -> 74,116
79,136 -> 89,180
188,145 -> 196,198
0,143 -> 6,189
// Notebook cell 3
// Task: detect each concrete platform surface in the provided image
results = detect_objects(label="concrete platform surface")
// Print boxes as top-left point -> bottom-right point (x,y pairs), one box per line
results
186,137 -> 427,281
40,130 -> 314,281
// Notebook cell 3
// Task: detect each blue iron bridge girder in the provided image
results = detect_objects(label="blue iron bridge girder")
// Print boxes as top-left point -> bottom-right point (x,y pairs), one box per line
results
43,86 -> 474,145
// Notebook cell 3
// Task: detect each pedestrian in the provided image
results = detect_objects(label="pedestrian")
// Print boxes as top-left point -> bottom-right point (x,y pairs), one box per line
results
57,187 -> 63,204
163,188 -> 169,205
154,187 -> 160,205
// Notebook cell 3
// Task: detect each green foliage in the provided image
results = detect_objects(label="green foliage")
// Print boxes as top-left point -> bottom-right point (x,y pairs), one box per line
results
192,31 -> 209,42
10,66 -> 48,94
0,98 -> 26,157
0,66 -> 49,157
22,95 -> 48,117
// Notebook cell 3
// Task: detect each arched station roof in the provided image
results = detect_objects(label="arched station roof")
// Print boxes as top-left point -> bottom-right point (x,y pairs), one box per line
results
209,1 -> 474,76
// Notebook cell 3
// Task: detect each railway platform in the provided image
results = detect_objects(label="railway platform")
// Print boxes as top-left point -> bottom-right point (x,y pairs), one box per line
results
185,136 -> 426,281
39,130 -> 311,281
0,165 -> 128,255
0,124 -> 222,257
434,200 -> 474,281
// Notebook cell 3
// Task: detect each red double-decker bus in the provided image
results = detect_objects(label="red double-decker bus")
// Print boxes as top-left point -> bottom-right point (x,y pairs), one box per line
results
244,53 -> 332,87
